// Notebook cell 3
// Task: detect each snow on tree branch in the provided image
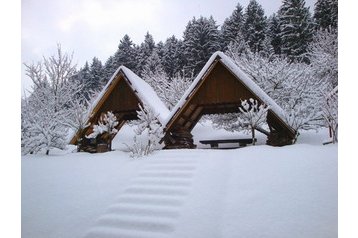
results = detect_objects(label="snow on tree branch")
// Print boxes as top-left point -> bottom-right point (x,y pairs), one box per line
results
87,111 -> 119,139
321,86 -> 338,143
126,103 -> 163,158
238,98 -> 269,145
22,44 -> 80,155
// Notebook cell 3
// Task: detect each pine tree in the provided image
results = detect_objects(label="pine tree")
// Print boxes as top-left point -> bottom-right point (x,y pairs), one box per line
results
89,57 -> 104,90
156,41 -> 165,60
76,62 -> 93,100
103,55 -> 116,82
221,3 -> 245,49
137,32 -> 156,76
242,0 -> 267,53
102,35 -> 138,83
162,35 -> 184,78
278,0 -> 314,62
183,16 -> 221,76
115,34 -> 138,71
267,14 -> 282,55
314,0 -> 338,30
142,51 -> 164,77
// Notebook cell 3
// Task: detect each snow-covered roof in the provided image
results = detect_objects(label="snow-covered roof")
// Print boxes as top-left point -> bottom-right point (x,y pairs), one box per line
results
91,66 -> 170,125
69,66 -> 170,145
163,51 -> 291,131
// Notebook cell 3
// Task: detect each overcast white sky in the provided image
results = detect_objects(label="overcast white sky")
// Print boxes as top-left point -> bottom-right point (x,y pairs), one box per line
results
21,0 -> 315,94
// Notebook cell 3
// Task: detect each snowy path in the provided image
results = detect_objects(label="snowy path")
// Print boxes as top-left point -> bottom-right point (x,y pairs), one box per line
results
83,157 -> 198,238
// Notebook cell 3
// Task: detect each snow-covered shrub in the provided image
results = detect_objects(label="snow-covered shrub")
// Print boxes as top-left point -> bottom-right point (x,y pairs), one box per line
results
22,44 -> 80,155
87,111 -> 119,151
126,136 -> 153,158
238,99 -> 269,145
126,103 -> 163,158
212,99 -> 269,145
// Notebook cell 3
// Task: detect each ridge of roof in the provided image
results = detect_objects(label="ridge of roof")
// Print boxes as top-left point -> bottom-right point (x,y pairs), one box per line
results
119,66 -> 170,124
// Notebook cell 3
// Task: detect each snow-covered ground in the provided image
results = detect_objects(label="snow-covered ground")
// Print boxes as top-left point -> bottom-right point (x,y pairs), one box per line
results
22,124 -> 337,238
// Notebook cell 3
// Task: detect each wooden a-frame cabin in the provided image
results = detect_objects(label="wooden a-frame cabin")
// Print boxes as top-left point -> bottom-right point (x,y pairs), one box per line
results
161,51 -> 297,149
69,66 -> 169,153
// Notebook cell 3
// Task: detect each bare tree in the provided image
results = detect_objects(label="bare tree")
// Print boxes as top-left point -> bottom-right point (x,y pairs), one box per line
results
22,44 -> 81,155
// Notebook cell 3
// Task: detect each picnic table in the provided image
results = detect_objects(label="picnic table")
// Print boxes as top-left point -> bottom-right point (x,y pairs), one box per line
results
199,138 -> 256,148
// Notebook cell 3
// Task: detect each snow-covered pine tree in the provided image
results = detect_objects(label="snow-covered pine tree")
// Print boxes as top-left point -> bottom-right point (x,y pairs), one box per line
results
156,41 -> 165,60
242,0 -> 267,53
86,111 -> 119,151
102,35 -> 139,82
89,57 -> 104,89
238,99 -> 269,145
220,2 -> 245,49
74,59 -> 104,101
127,103 -> 163,157
102,55 -> 116,83
278,0 -> 314,62
314,0 -> 338,30
267,14 -> 282,55
162,35 -> 185,79
142,50 -> 164,78
22,44 -> 80,155
114,34 -> 138,73
183,16 -> 221,76
136,32 -> 156,76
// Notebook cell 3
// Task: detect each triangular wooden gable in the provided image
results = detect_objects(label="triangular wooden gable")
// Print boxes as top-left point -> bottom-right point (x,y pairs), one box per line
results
163,52 -> 296,148
70,66 -> 169,152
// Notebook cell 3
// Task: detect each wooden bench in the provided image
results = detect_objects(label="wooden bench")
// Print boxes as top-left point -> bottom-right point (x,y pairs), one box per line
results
199,138 -> 257,149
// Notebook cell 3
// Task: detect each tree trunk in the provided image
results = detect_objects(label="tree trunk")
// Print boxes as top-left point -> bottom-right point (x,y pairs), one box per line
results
46,149 -> 49,155
251,127 -> 256,145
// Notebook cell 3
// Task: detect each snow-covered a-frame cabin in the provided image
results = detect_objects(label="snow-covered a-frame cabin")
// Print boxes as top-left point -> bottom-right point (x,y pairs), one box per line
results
162,51 -> 297,149
69,66 -> 170,153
